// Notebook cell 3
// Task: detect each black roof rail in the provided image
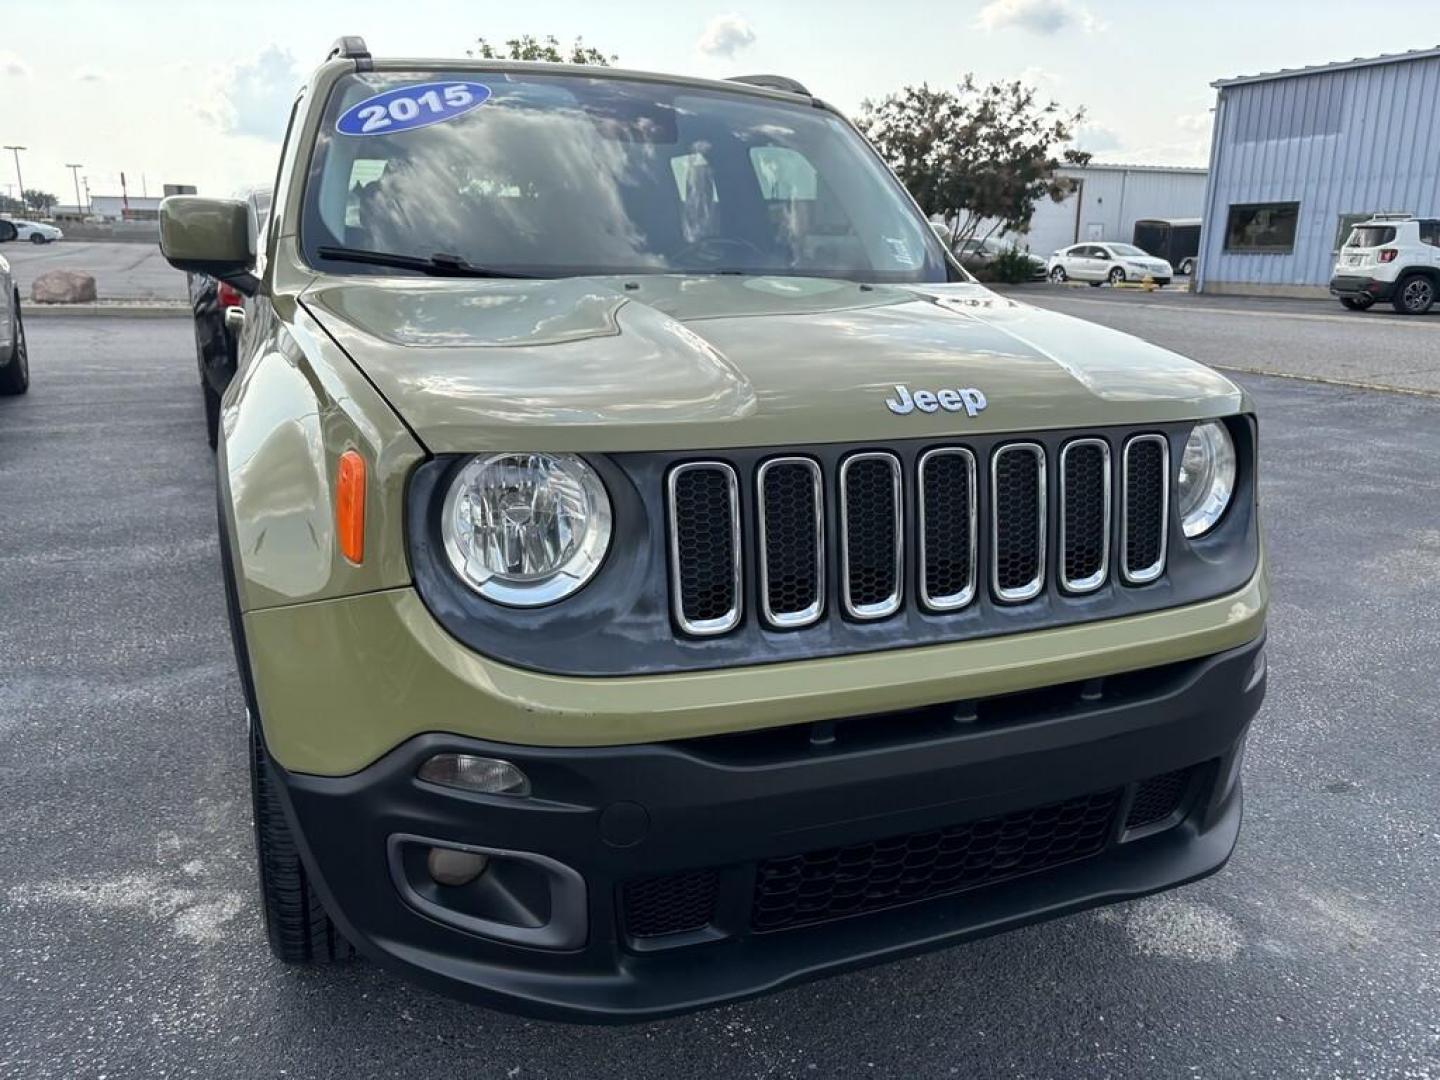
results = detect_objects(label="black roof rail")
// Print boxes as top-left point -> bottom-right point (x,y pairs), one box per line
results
727,74 -> 811,96
327,36 -> 373,71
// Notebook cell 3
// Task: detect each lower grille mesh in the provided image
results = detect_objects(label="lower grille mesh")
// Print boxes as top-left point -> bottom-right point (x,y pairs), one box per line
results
623,869 -> 720,938
1125,767 -> 1193,829
750,788 -> 1121,933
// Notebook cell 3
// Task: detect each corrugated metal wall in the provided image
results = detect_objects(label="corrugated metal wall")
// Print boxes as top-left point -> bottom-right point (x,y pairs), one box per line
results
1197,54 -> 1440,295
1017,166 -> 1208,256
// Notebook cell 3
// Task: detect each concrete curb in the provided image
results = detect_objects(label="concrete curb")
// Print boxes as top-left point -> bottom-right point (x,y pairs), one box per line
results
24,303 -> 188,319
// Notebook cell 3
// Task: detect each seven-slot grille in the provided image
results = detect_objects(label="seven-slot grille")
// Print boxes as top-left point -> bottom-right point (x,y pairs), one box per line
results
666,433 -> 1172,635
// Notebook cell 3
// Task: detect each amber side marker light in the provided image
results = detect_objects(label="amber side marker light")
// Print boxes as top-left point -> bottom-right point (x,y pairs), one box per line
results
337,449 -> 366,564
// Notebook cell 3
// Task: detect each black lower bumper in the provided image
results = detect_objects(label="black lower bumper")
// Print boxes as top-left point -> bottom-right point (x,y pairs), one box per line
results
1330,274 -> 1393,300
274,634 -> 1266,1023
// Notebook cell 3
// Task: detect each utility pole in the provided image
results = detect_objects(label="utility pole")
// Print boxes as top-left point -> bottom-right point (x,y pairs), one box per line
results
82,176 -> 91,214
2,146 -> 24,211
65,163 -> 84,216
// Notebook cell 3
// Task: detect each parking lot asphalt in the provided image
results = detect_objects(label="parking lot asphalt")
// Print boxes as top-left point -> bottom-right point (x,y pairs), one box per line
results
2,239 -> 186,302
1000,283 -> 1440,395
1,316 -> 1437,1080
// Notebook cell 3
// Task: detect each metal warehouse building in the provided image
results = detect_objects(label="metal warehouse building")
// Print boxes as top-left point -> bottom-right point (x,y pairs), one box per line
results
1196,46 -> 1440,297
1018,163 -> 1209,256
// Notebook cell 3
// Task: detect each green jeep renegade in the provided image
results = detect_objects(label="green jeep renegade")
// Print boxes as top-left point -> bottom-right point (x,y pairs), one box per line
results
159,38 -> 1266,1022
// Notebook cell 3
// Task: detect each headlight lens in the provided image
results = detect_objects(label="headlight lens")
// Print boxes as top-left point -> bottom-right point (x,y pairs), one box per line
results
440,452 -> 611,606
1177,421 -> 1237,538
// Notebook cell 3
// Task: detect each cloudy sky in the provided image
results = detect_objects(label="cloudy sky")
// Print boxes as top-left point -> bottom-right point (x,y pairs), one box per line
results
0,0 -> 1423,205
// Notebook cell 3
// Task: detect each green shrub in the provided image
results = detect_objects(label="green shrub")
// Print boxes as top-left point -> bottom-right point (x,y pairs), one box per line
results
984,247 -> 1041,284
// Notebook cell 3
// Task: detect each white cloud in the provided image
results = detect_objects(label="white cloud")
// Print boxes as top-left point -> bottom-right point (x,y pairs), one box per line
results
1073,123 -> 1123,154
975,0 -> 1102,35
1176,111 -> 1213,134
74,68 -> 107,83
1,52 -> 29,78
204,46 -> 303,142
1018,66 -> 1062,90
697,14 -> 757,58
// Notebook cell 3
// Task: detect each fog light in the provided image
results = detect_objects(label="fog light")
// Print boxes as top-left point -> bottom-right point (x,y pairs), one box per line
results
418,754 -> 530,796
427,846 -> 489,887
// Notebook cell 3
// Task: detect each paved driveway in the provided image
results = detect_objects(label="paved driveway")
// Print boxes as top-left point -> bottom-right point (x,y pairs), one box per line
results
0,316 -> 1436,1079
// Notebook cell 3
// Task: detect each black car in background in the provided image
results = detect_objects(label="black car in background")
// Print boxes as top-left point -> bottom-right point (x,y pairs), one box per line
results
185,189 -> 270,448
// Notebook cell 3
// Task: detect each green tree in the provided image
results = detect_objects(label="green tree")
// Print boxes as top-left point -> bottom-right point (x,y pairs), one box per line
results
0,193 -> 24,215
468,34 -> 616,65
858,77 -> 1091,251
22,189 -> 58,214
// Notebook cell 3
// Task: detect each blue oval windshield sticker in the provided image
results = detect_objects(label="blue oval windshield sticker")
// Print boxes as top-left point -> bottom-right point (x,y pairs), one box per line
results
336,81 -> 492,136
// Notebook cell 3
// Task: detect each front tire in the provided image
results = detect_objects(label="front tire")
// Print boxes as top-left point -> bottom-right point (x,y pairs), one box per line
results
250,719 -> 355,965
1108,267 -> 1126,286
29,234 -> 44,245
1392,274 -> 1436,315
1178,258 -> 1194,276
1048,265 -> 1068,283
0,299 -> 29,396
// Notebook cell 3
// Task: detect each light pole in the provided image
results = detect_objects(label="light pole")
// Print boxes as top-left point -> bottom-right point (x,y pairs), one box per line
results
2,146 -> 24,212
65,163 -> 84,216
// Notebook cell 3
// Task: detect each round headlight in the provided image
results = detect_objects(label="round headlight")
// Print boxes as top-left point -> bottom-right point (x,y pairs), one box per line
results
440,453 -> 611,606
1177,421 -> 1236,538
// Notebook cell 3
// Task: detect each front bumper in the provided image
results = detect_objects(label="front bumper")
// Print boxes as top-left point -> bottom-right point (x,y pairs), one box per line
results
1330,274 -> 1394,300
273,633 -> 1266,1022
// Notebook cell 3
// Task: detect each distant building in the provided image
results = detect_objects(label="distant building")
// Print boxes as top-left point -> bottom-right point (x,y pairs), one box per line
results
1197,46 -> 1440,297
89,194 -> 163,222
1016,163 -> 1209,255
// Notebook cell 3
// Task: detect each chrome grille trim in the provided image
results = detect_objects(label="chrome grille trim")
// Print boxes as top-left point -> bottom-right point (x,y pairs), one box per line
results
917,447 -> 978,611
1121,434 -> 1170,585
666,462 -> 742,636
839,452 -> 903,620
1058,438 -> 1112,594
757,456 -> 825,628
990,443 -> 1047,604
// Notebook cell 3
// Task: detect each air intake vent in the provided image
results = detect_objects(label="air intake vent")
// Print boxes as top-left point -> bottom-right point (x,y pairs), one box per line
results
758,457 -> 824,627
839,453 -> 902,619
991,444 -> 1046,602
1123,435 -> 1169,584
667,463 -> 741,635
623,869 -> 721,939
918,448 -> 977,610
1060,439 -> 1111,593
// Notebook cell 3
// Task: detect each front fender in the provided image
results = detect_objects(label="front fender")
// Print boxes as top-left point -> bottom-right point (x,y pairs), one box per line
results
217,298 -> 426,612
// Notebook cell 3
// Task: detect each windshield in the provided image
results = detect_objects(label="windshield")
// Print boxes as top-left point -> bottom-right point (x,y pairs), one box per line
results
1107,243 -> 1147,257
301,71 -> 948,282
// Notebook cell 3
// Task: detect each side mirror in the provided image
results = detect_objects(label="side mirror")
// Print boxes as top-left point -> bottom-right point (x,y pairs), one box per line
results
0,220 -> 16,243
159,196 -> 257,293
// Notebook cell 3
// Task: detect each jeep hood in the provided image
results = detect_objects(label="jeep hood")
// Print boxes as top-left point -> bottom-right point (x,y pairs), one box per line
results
301,275 -> 1245,453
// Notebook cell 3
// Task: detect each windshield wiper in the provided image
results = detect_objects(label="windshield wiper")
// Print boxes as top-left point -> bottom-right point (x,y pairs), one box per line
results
316,246 -> 536,279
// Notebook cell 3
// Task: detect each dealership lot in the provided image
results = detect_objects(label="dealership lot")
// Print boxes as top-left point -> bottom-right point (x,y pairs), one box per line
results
0,314 -> 1437,1079
2,240 -> 186,302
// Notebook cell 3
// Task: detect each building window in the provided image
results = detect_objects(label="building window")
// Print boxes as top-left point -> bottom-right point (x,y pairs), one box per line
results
1224,202 -> 1300,253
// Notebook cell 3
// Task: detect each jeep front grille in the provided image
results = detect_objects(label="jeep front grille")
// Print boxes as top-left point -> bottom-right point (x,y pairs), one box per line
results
758,457 -> 824,627
991,443 -> 1046,602
666,463 -> 741,636
840,453 -> 903,619
1060,438 -> 1111,592
665,431 -> 1174,637
1122,435 -> 1169,583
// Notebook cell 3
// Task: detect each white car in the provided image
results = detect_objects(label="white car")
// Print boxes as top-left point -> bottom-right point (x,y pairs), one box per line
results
9,219 -> 63,244
1329,215 -> 1440,314
0,219 -> 28,394
1047,242 -> 1173,286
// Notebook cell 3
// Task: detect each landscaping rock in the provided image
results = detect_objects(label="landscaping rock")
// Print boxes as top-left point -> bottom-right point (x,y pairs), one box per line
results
32,270 -> 98,304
